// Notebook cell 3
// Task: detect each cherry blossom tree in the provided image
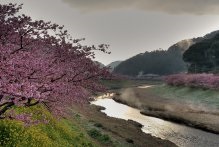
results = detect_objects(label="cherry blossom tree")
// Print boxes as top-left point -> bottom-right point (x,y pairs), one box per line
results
164,73 -> 219,89
0,3 -> 111,119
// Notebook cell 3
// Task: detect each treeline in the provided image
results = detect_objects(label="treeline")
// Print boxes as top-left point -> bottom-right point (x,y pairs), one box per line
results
114,48 -> 187,76
183,34 -> 219,73
165,73 -> 219,90
113,30 -> 219,76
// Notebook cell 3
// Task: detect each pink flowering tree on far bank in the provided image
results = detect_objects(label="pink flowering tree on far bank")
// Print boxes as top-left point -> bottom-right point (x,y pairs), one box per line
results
164,73 -> 219,89
0,3 -> 111,120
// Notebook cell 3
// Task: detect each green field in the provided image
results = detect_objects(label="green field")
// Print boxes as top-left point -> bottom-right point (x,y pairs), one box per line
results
152,84 -> 219,110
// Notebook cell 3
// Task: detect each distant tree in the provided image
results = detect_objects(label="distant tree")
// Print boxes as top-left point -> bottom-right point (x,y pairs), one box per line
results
0,3 -> 111,121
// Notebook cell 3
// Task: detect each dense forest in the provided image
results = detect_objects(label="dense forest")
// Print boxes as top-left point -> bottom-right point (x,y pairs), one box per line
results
114,48 -> 187,76
183,34 -> 219,73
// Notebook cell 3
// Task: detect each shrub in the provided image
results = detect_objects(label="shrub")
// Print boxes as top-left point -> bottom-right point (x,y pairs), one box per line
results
164,73 -> 219,90
125,138 -> 134,144
94,123 -> 103,128
87,128 -> 111,144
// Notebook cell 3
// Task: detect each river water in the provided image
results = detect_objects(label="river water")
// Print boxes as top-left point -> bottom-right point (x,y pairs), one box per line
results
91,97 -> 219,147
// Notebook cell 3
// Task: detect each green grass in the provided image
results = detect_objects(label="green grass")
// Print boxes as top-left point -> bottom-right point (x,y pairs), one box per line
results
0,105 -> 94,147
87,128 -> 112,144
152,84 -> 219,109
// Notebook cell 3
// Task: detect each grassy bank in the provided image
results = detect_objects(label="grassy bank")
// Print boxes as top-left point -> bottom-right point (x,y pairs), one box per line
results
0,81 -> 182,147
152,84 -> 219,110
0,101 -> 176,147
71,103 -> 176,147
0,105 -> 94,147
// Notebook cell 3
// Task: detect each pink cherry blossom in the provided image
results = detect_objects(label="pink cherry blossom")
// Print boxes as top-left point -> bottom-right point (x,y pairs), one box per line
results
0,3 -> 111,121
164,73 -> 219,90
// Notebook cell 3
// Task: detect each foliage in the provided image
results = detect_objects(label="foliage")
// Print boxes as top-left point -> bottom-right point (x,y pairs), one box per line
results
87,128 -> 111,144
125,138 -> 134,144
183,34 -> 219,73
0,105 -> 94,147
0,3 -> 111,120
94,123 -> 103,128
164,73 -> 219,90
114,48 -> 187,76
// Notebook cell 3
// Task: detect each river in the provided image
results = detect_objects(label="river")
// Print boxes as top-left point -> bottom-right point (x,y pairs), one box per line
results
91,95 -> 219,147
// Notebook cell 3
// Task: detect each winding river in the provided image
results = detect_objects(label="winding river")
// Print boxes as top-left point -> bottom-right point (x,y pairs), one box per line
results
91,94 -> 219,147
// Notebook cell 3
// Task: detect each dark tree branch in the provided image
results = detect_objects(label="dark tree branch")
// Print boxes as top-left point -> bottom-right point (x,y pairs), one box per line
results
51,73 -> 66,82
0,95 -> 3,102
68,70 -> 87,82
20,35 -> 23,49
70,74 -> 102,83
0,102 -> 14,116
67,65 -> 96,83
0,102 -> 11,107
25,100 -> 39,107
42,102 -> 50,112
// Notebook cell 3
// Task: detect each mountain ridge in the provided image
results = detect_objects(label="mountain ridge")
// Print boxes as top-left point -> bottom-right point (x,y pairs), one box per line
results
113,30 -> 219,76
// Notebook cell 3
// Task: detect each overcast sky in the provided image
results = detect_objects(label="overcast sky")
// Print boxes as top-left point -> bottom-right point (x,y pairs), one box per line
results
2,0 -> 219,65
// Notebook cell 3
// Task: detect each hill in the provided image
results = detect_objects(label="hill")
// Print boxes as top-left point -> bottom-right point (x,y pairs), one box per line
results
107,61 -> 122,71
183,33 -> 219,73
94,61 -> 105,68
114,49 -> 187,76
114,30 -> 219,76
168,30 -> 219,53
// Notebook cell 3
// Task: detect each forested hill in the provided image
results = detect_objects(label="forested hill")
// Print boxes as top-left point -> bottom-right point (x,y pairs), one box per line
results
107,61 -> 122,71
113,48 -> 187,76
168,30 -> 219,52
113,30 -> 219,76
183,33 -> 219,73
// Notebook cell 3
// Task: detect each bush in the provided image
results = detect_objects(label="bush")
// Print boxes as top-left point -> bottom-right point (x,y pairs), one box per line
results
125,138 -> 134,144
87,128 -> 111,144
94,123 -> 103,128
164,73 -> 219,90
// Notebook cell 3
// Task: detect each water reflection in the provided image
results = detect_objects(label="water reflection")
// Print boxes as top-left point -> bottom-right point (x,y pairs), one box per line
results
92,98 -> 219,147
96,93 -> 115,99
138,85 -> 153,89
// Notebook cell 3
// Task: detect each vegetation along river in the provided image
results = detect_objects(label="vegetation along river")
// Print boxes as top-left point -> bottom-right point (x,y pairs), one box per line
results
91,95 -> 219,147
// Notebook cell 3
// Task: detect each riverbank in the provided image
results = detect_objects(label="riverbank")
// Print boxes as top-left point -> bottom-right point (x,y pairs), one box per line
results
71,102 -> 176,147
0,82 -> 176,147
0,101 -> 176,147
112,84 -> 219,134
92,97 -> 219,147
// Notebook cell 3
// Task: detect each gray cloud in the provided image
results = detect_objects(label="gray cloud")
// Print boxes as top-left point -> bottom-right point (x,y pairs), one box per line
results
62,0 -> 219,15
